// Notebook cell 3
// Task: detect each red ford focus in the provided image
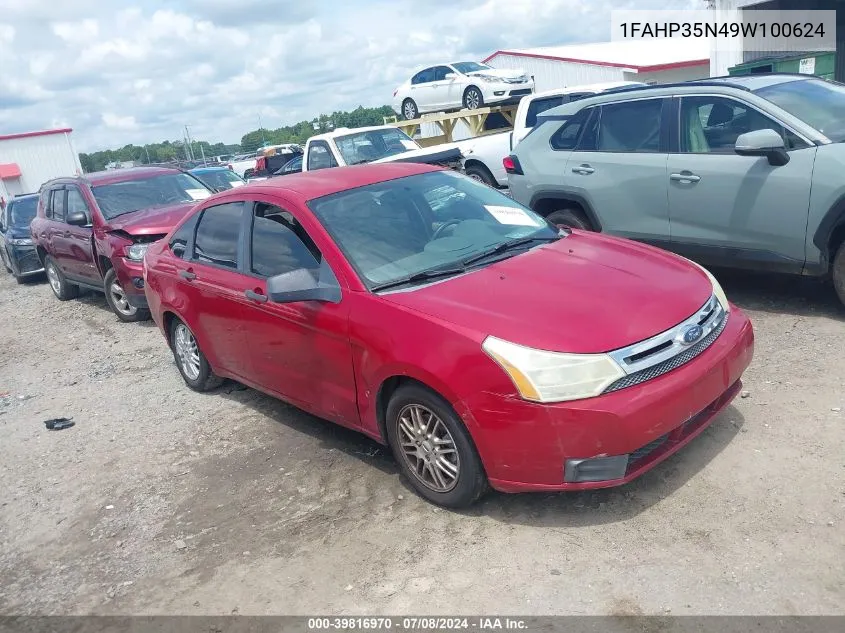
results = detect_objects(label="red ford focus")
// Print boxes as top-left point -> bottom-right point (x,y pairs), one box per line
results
143,163 -> 754,507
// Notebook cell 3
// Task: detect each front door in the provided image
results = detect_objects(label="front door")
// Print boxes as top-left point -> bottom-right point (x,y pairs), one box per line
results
431,66 -> 458,110
238,199 -> 358,427
176,200 -> 254,379
561,97 -> 672,242
667,95 -> 817,271
63,186 -> 98,283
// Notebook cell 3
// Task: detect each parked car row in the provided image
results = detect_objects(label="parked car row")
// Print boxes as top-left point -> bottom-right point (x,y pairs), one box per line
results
505,73 -> 845,307
8,142 -> 756,507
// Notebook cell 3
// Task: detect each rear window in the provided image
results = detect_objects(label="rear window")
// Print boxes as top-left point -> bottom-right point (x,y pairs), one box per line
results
8,197 -> 38,227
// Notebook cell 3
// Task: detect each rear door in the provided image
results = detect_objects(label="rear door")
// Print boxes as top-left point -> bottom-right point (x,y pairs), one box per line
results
409,67 -> 436,112
174,200 -> 254,379
562,97 -> 672,241
666,95 -> 816,271
45,188 -> 75,275
238,198 -> 358,426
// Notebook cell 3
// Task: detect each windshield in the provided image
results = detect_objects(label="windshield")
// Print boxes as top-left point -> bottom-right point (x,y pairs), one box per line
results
192,169 -> 245,190
308,170 -> 559,290
334,129 -> 420,165
452,61 -> 490,74
755,78 -> 845,141
8,197 -> 38,227
91,173 -> 212,219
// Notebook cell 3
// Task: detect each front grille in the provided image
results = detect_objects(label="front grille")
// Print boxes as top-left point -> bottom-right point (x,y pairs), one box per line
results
604,314 -> 728,393
628,433 -> 669,466
509,89 -> 532,96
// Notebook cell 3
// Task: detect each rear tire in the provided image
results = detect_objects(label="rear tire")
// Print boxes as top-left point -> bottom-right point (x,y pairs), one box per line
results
546,208 -> 591,231
170,318 -> 224,392
44,256 -> 79,301
832,242 -> 845,307
402,99 -> 418,121
104,268 -> 149,322
465,164 -> 497,187
385,384 -> 488,508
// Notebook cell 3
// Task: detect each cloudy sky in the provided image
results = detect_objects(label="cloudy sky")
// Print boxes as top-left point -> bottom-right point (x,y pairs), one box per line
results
0,0 -> 701,152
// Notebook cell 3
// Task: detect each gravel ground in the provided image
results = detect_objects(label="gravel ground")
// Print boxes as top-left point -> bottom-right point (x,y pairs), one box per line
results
0,268 -> 843,616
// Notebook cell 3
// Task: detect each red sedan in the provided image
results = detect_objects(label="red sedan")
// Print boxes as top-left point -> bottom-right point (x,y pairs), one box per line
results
143,163 -> 754,507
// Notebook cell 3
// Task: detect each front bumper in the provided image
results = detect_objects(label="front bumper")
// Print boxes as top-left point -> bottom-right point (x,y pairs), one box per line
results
114,257 -> 149,308
458,307 -> 755,492
481,82 -> 535,106
10,246 -> 44,276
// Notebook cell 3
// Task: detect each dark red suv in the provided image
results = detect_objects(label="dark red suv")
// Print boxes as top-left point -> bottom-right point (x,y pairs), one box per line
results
30,166 -> 212,321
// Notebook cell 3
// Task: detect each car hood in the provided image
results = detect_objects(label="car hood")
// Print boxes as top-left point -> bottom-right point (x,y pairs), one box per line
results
382,232 -> 714,354
105,202 -> 197,236
467,68 -> 526,80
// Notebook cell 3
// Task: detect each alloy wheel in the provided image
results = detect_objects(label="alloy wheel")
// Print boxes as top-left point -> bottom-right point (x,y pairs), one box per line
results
46,262 -> 61,295
396,404 -> 460,492
403,101 -> 417,120
174,323 -> 201,381
108,279 -> 137,316
465,89 -> 481,109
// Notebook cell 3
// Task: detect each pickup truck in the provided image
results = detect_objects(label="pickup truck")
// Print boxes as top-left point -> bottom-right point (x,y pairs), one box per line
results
227,152 -> 258,178
302,125 -> 466,173
460,81 -> 646,188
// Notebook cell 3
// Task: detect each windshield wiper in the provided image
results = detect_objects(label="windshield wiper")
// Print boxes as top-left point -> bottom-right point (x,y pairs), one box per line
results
371,266 -> 467,292
461,235 -> 560,267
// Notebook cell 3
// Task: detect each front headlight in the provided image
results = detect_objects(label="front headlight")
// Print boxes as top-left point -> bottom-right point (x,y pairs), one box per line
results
126,243 -> 150,261
474,74 -> 499,83
683,258 -> 729,311
482,336 -> 625,403
10,238 -> 33,246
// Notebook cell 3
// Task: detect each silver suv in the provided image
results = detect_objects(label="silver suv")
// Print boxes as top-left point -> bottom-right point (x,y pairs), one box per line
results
506,74 -> 845,306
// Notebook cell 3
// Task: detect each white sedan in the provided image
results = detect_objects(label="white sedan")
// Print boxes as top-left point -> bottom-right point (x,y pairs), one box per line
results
392,61 -> 534,120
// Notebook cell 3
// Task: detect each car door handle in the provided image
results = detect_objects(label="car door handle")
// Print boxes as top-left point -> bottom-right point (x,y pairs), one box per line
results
245,289 -> 268,303
179,269 -> 196,281
571,164 -> 594,175
670,171 -> 701,183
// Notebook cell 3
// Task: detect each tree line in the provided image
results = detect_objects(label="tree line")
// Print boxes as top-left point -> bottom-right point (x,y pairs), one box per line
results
78,105 -> 397,173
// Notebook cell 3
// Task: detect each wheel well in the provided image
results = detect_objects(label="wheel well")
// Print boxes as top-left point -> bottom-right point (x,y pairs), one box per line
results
162,311 -> 178,347
36,246 -> 47,265
463,85 -> 481,98
532,198 -> 593,228
98,255 -> 112,277
829,221 -> 845,269
375,376 -> 435,443
463,159 -> 497,181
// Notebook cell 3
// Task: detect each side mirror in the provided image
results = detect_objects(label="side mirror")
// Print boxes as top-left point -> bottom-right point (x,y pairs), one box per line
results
734,129 -> 789,166
267,262 -> 341,304
66,211 -> 90,226
444,73 -> 457,80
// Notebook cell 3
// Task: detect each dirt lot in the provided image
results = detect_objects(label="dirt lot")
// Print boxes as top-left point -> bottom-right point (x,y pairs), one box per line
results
0,268 -> 843,616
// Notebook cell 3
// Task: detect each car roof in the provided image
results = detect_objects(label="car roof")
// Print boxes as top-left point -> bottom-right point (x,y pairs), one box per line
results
42,166 -> 185,189
528,81 -> 647,100
310,125 -> 405,140
227,162 -> 441,202
536,73 -> 820,119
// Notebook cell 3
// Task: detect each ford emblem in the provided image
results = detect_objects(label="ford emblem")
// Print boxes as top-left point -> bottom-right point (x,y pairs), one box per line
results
678,324 -> 704,346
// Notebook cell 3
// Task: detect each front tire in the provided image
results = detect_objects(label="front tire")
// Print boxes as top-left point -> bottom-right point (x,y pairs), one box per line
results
386,384 -> 488,508
832,242 -> 845,307
104,268 -> 149,322
463,86 -> 484,110
45,256 -> 79,301
170,319 -> 223,392
546,208 -> 591,231
402,99 -> 418,121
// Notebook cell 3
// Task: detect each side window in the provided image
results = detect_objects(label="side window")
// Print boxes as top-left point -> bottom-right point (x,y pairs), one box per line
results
526,96 -> 565,128
596,99 -> 663,152
433,66 -> 453,81
40,189 -> 51,219
412,68 -> 435,85
169,215 -> 199,259
549,107 -> 593,151
66,187 -> 90,216
679,96 -> 809,153
50,189 -> 66,222
308,141 -> 338,171
250,203 -> 321,278
192,202 -> 244,269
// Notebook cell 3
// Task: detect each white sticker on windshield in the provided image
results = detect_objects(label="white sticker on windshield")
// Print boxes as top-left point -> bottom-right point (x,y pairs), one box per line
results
186,188 -> 212,200
400,140 -> 418,150
229,181 -> 245,188
484,205 -> 542,227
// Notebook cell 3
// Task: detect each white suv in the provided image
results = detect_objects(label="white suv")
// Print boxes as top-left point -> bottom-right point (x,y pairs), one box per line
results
392,61 -> 534,120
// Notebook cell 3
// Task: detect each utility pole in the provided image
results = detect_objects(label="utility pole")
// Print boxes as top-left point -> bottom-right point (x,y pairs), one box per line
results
258,113 -> 266,148
144,145 -> 151,164
185,126 -> 195,160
